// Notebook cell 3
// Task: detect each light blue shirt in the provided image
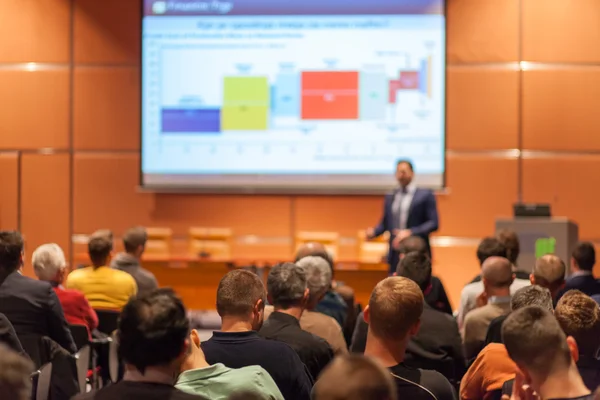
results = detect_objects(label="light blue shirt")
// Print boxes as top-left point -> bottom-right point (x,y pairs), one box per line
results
391,182 -> 416,230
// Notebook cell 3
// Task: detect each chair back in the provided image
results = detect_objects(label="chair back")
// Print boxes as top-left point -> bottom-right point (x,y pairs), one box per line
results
74,345 -> 91,393
145,227 -> 173,255
295,231 -> 339,259
95,310 -> 120,335
69,324 -> 89,351
357,230 -> 389,263
188,227 -> 233,258
31,362 -> 52,400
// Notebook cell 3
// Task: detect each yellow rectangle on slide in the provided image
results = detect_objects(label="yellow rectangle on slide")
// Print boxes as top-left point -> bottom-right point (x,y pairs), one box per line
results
221,105 -> 269,130
223,76 -> 269,103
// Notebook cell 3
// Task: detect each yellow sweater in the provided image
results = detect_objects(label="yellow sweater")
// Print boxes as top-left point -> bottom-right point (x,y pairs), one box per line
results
66,266 -> 138,310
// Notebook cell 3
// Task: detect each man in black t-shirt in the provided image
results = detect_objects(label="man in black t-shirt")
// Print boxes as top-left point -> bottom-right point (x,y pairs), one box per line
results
363,276 -> 456,400
502,306 -> 592,400
73,289 -> 205,400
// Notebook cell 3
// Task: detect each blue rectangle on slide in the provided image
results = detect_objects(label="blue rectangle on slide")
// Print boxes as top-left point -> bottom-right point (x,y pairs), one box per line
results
272,74 -> 300,117
162,108 -> 221,133
359,72 -> 387,120
419,59 -> 428,95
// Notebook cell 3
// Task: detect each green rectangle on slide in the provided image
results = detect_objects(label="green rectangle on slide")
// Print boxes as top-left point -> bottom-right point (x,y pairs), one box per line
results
222,105 -> 269,130
223,76 -> 269,103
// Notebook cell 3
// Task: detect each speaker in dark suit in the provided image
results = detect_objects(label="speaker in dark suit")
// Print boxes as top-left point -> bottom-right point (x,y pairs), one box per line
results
0,231 -> 76,354
367,160 -> 439,273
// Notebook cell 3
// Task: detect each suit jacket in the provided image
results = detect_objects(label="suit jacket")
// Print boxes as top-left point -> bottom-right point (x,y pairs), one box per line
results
557,274 -> 600,300
0,312 -> 26,356
373,188 -> 439,272
351,304 -> 465,382
0,271 -> 76,354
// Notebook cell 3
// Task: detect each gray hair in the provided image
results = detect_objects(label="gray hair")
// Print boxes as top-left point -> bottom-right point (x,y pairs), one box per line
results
32,244 -> 66,282
511,285 -> 553,312
267,262 -> 307,309
296,256 -> 332,304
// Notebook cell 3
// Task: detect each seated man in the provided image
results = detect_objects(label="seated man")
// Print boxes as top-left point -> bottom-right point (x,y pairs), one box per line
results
294,243 -> 350,329
201,269 -> 312,400
313,354 -> 397,400
495,229 -> 530,280
265,256 -> 347,355
0,231 -> 76,353
397,236 -> 452,315
73,289 -> 205,400
32,243 -> 98,337
111,227 -> 158,296
458,238 -> 529,328
351,252 -> 465,383
363,276 -> 456,400
66,235 -> 137,310
502,306 -> 591,400
460,285 -> 553,400
555,290 -> 600,390
558,242 -> 600,300
176,329 -> 282,399
259,262 -> 334,381
462,257 -> 514,360
530,254 -> 566,302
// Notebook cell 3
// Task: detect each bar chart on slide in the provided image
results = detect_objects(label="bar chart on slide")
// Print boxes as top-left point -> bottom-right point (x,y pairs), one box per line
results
159,57 -> 435,134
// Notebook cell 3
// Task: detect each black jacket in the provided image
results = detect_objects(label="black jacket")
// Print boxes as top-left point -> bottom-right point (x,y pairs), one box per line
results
557,274 -> 600,300
0,271 -> 76,354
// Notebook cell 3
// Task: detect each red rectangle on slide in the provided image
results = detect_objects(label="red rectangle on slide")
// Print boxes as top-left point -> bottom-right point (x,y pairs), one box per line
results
301,71 -> 359,119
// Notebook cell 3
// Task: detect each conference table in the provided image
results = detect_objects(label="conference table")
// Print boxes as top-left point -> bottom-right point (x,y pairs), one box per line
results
73,254 -> 388,310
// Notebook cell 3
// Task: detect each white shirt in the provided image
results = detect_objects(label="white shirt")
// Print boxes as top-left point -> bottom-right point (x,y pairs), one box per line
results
457,278 -> 531,329
392,182 -> 416,230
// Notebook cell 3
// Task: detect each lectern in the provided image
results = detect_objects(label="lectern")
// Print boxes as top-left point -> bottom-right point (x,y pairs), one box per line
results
495,218 -> 579,274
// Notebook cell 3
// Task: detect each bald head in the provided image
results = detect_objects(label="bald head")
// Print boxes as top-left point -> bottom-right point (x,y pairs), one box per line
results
481,256 -> 513,288
532,255 -> 566,295
294,242 -> 334,273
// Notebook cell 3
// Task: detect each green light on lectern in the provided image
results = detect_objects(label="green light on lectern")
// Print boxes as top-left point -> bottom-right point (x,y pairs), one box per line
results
535,237 -> 556,258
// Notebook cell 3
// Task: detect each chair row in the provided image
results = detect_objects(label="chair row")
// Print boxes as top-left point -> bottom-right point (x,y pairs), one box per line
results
143,228 -> 391,262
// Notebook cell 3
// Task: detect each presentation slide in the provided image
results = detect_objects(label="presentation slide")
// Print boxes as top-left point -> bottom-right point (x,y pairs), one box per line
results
141,0 -> 446,192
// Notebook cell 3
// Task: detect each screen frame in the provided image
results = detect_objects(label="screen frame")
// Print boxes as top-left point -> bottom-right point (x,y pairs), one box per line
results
138,1 -> 447,195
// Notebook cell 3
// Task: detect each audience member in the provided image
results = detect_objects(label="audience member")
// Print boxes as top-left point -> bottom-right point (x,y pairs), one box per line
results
457,238 -> 529,328
351,252 -> 465,382
32,243 -> 98,337
313,354 -> 397,400
502,306 -> 591,400
0,231 -> 76,353
176,328 -> 283,399
111,227 -> 158,295
259,262 -> 334,381
265,256 -> 347,354
294,242 -> 349,328
363,276 -> 456,400
398,236 -> 453,314
0,343 -> 34,400
462,257 -> 514,360
0,313 -> 26,356
201,269 -> 313,400
557,243 -> 600,300
555,290 -> 600,390
530,254 -> 566,302
66,235 -> 137,310
484,285 -> 553,346
460,285 -> 553,400
496,229 -> 530,280
73,289 -> 205,400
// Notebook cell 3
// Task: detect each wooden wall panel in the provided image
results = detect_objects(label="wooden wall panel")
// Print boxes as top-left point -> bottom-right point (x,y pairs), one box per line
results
522,0 -> 600,63
20,154 -> 70,276
447,68 -> 519,150
522,156 -> 600,240
73,68 -> 140,150
522,69 -> 600,150
293,196 -> 381,237
0,153 -> 19,231
432,244 -> 480,309
437,156 -> 518,237
0,70 -> 69,149
0,0 -> 70,63
447,0 -> 519,63
74,0 -> 140,64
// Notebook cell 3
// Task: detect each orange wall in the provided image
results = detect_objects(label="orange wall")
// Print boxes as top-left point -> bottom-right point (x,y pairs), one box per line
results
2,0 -> 600,309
